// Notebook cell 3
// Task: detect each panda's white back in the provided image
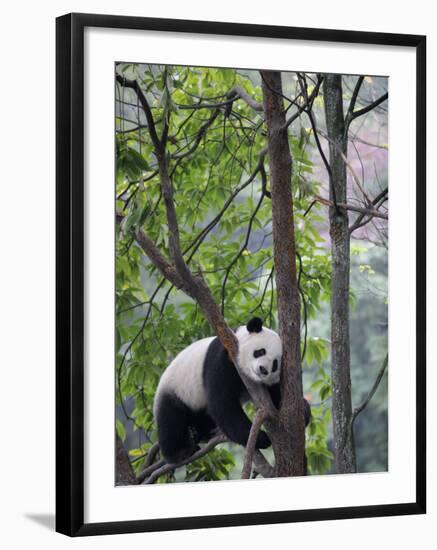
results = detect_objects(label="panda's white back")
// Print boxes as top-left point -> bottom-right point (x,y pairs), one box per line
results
153,336 -> 215,415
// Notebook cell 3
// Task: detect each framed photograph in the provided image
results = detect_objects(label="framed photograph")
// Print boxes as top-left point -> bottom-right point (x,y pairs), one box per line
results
56,12 -> 426,536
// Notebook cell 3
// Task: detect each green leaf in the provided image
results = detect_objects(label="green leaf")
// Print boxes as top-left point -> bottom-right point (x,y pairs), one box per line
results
116,419 -> 126,442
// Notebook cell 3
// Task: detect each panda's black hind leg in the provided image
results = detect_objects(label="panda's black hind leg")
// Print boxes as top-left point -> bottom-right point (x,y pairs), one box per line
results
192,410 -> 218,442
156,393 -> 200,464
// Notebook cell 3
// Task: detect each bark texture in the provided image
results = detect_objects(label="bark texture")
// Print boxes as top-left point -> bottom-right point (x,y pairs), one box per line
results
115,435 -> 137,485
261,71 -> 305,477
323,74 -> 357,474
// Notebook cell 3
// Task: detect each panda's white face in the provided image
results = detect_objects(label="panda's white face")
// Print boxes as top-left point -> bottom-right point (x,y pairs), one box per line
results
236,320 -> 282,386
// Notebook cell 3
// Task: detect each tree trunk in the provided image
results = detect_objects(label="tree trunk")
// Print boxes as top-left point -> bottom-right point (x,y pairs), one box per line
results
323,74 -> 356,474
115,435 -> 137,485
261,71 -> 305,477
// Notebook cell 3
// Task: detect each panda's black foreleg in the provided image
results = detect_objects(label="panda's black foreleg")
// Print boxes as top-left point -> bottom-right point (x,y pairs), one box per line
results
268,385 -> 312,427
304,398 -> 311,427
268,383 -> 282,409
156,393 -> 200,464
208,392 -> 270,449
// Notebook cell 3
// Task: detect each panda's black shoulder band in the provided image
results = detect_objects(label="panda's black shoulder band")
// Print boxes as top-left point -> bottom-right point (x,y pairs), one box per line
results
246,317 -> 263,333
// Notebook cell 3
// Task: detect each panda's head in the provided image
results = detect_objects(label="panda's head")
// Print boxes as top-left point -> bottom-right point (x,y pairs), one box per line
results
236,317 -> 282,386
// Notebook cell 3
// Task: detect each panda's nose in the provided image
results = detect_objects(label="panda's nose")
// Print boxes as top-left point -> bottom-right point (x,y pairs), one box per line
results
259,366 -> 268,376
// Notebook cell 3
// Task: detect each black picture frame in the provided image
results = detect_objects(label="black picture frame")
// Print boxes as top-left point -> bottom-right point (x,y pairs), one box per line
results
56,12 -> 426,537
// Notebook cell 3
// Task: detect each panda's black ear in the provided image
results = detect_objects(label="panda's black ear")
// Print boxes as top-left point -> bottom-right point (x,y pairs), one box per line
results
247,317 -> 263,333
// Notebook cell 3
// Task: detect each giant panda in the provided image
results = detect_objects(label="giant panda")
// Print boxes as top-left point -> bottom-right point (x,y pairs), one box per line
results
153,317 -> 311,465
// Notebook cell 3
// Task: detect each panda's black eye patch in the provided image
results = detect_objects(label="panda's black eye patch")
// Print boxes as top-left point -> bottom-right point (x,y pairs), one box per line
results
253,348 -> 266,358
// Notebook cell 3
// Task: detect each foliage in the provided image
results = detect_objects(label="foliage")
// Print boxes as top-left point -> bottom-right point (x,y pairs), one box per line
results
306,406 -> 334,474
115,63 -> 387,481
185,448 -> 236,482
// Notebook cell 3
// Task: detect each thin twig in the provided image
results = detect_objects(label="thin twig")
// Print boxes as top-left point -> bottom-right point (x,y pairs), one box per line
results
241,409 -> 269,479
344,76 -> 365,134
318,129 -> 373,205
351,353 -> 388,426
142,434 -> 228,484
221,188 -> 265,314
297,73 -> 339,213
349,92 -> 388,124
349,187 -> 388,233
313,195 -> 388,220
282,74 -> 324,130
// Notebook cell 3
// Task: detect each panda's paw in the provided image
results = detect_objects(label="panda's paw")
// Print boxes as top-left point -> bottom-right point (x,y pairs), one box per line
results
256,431 -> 271,449
165,443 -> 200,465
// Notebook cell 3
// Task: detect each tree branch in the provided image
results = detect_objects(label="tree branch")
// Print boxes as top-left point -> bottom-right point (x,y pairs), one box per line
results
252,450 -> 275,478
349,187 -> 388,233
241,409 -> 269,479
282,74 -> 324,130
351,353 -> 388,427
350,92 -> 388,121
227,85 -> 264,112
142,434 -> 228,484
345,76 -> 365,132
318,128 -> 373,205
172,109 -> 220,160
135,428 -> 274,484
185,148 -> 267,260
144,441 -> 160,467
221,189 -> 265,314
133,228 -> 186,290
131,417 -> 277,483
297,73 -> 339,214
136,459 -> 166,484
313,195 -> 388,220
116,74 -> 161,150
